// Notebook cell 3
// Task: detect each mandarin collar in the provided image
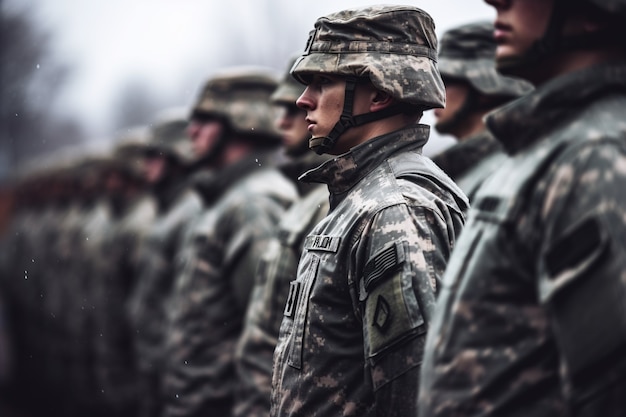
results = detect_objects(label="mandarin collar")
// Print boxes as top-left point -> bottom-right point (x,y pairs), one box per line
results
299,124 -> 430,195
486,61 -> 626,155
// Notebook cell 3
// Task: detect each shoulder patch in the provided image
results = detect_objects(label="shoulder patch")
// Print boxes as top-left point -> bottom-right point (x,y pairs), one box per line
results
363,241 -> 405,292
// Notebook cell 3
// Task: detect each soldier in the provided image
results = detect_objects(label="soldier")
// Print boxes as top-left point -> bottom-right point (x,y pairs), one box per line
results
270,5 -> 468,417
0,167 -> 59,415
66,155 -> 118,417
233,56 -> 330,417
161,67 -> 297,417
93,133 -> 157,417
431,21 -> 532,200
419,0 -> 626,416
128,110 -> 203,417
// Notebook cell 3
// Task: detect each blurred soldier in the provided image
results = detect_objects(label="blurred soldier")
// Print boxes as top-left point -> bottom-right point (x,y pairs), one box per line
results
94,132 -> 157,417
128,110 -> 203,417
270,6 -> 468,417
161,67 -> 297,417
65,155 -> 118,417
432,21 -> 532,200
233,56 -> 330,417
36,159 -> 90,416
0,168 -> 57,415
419,0 -> 626,416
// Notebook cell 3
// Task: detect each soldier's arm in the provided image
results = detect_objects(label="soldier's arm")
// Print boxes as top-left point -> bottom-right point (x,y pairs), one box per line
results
535,139 -> 626,415
357,203 -> 451,416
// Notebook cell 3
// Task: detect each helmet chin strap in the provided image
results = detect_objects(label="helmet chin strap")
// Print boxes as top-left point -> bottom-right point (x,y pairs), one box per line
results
309,77 -> 405,155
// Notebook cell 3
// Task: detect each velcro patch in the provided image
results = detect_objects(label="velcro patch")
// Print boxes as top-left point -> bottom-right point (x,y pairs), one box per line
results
545,216 -> 603,278
363,242 -> 405,292
284,281 -> 300,318
304,235 -> 341,253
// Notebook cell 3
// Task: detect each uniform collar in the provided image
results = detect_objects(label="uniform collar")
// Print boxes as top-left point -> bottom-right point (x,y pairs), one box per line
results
486,60 -> 626,155
431,129 -> 500,181
299,124 -> 429,195
189,152 -> 273,206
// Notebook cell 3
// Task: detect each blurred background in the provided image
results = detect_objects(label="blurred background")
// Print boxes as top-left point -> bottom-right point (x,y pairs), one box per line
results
1,0 -> 494,181
0,0 -> 495,233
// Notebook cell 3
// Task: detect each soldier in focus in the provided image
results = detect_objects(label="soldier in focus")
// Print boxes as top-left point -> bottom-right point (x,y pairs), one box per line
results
161,67 -> 297,417
128,111 -> 203,417
419,0 -> 626,416
270,6 -> 468,417
432,20 -> 532,200
233,56 -> 330,417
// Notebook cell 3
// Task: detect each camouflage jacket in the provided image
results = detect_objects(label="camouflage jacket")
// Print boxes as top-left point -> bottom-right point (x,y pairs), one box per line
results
94,194 -> 157,410
128,180 -> 203,373
162,155 -> 297,417
419,61 -> 626,417
234,183 -> 330,417
432,129 -> 507,201
270,125 -> 468,417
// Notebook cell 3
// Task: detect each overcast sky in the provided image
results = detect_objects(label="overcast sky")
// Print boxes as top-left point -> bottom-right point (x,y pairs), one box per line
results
7,0 -> 495,154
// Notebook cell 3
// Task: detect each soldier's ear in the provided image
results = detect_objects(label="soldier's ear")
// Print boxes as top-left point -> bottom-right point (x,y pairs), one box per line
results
370,90 -> 393,112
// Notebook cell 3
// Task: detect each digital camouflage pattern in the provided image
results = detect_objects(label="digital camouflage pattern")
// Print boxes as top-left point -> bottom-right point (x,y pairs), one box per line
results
234,184 -> 330,417
290,5 -> 445,110
162,153 -> 297,417
192,67 -> 282,141
419,62 -> 626,416
232,53 -> 330,417
438,21 -> 531,99
270,55 -> 305,106
432,130 -> 507,201
270,125 -> 468,417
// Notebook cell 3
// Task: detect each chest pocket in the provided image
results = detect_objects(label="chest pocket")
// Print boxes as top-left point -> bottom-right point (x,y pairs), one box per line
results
285,255 -> 320,370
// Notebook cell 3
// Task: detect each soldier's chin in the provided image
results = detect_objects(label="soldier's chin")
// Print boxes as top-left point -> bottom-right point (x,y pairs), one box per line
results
495,52 -> 528,78
434,120 -> 452,136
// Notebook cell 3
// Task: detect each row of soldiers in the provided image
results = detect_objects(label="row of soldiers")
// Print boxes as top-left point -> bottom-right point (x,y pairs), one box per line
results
2,2 -> 626,417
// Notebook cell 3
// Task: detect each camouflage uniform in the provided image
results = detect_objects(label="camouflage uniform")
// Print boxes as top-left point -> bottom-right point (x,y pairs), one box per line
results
234,184 -> 328,417
431,130 -> 506,200
0,172 -> 56,412
233,56 -> 330,417
93,144 -> 157,417
161,68 -> 298,417
270,6 -> 468,417
419,59 -> 626,417
431,21 -> 531,201
128,112 -> 203,417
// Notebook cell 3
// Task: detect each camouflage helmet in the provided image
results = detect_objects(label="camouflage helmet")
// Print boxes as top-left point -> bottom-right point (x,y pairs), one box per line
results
438,21 -> 532,99
113,127 -> 151,181
290,5 -> 445,110
271,55 -> 305,106
145,107 -> 194,165
191,66 -> 281,142
114,125 -> 150,158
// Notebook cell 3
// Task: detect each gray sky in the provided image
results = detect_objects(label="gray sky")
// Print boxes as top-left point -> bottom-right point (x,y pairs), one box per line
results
10,0 -> 495,154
